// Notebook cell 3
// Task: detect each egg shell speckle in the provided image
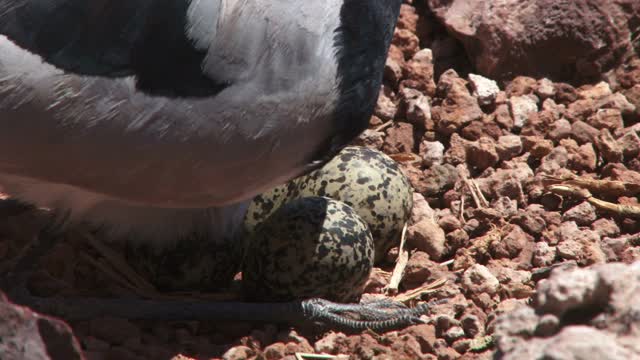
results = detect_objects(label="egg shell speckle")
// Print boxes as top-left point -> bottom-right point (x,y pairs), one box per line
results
242,196 -> 374,302
245,146 -> 413,263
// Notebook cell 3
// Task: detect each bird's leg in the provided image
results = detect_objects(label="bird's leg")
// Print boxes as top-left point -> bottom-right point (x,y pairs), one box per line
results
8,291 -> 444,332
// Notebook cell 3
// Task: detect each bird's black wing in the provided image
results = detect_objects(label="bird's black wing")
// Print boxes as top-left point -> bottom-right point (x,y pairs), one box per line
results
0,0 -> 226,96
0,0 -> 147,76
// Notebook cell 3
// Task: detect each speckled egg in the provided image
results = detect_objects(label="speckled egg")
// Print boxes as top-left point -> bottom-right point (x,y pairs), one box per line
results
244,146 -> 413,263
244,180 -> 302,231
242,196 -> 374,302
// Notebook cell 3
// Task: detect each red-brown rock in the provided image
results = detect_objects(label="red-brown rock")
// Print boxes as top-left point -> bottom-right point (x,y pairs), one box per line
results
401,48 -> 437,97
392,28 -> 420,59
427,0 -> 640,82
383,121 -> 415,154
432,70 -> 483,135
0,292 -> 83,360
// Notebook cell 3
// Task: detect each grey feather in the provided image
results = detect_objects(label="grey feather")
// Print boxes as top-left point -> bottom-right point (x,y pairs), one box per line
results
0,0 -> 402,246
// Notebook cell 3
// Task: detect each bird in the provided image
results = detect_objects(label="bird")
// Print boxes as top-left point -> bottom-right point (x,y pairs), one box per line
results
0,0 -> 436,330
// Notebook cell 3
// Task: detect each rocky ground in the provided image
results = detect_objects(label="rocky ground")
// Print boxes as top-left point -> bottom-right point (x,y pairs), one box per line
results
2,0 -> 640,359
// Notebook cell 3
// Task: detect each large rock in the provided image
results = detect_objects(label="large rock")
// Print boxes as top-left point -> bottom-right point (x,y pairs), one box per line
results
427,0 -> 640,82
0,292 -> 83,360
494,262 -> 640,358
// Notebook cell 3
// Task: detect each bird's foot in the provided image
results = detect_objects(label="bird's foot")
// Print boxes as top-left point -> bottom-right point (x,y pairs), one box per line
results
302,297 -> 447,332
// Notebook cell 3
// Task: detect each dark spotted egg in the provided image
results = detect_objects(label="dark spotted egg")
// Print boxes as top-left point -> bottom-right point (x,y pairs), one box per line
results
244,146 -> 413,263
242,196 -> 374,302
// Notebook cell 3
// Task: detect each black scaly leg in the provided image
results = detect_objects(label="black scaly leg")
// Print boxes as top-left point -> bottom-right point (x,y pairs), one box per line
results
8,292 -> 445,332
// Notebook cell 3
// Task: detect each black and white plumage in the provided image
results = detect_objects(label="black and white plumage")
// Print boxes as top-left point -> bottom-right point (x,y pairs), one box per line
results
0,0 -> 400,248
0,0 -> 436,331
0,0 -> 400,246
